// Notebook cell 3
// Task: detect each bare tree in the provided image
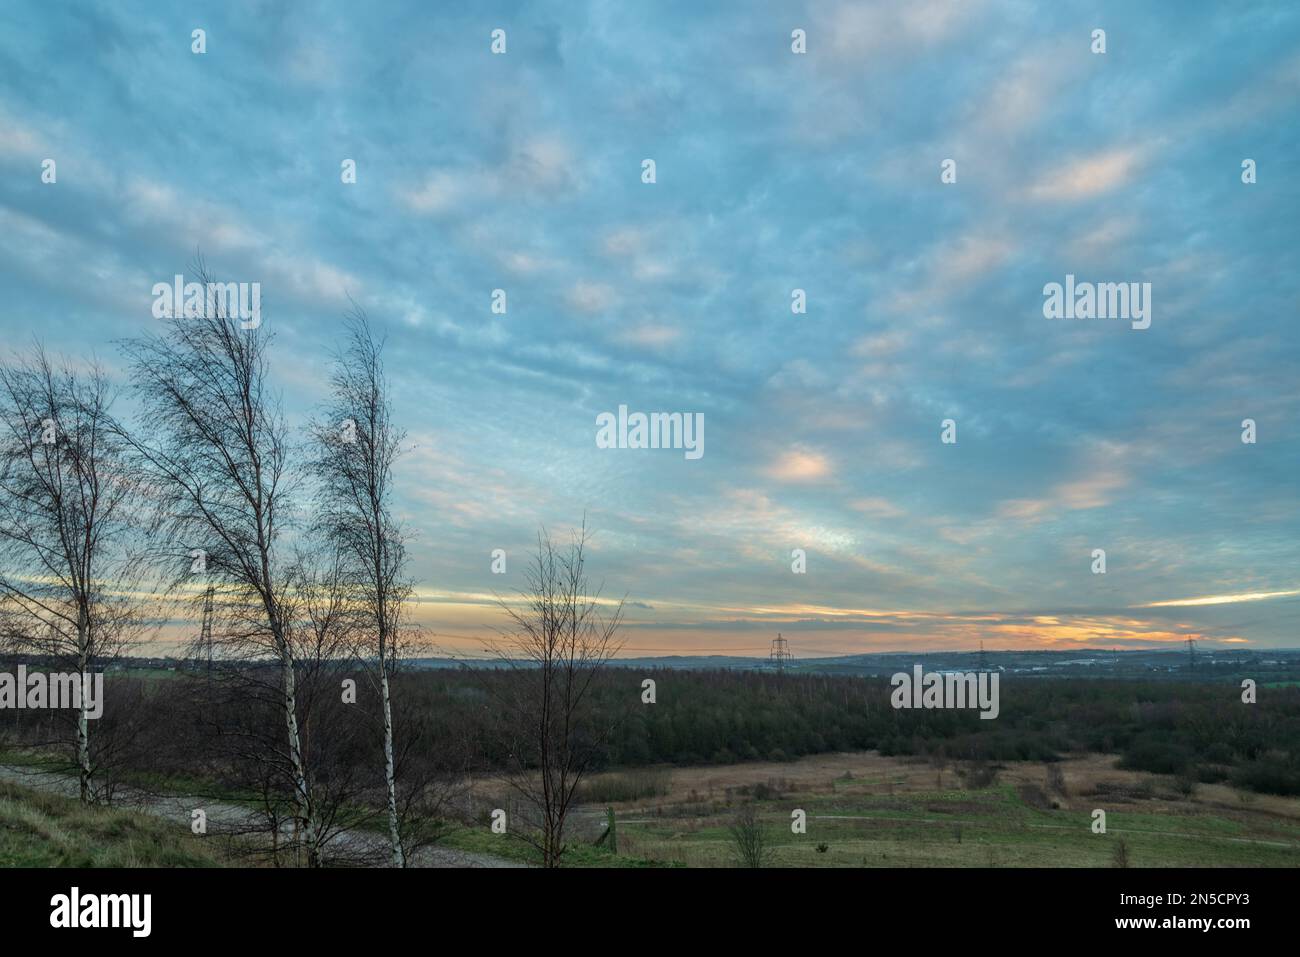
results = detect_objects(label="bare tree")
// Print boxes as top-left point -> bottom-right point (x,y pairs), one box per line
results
728,805 -> 772,868
310,308 -> 412,867
0,344 -> 148,802
119,260 -> 323,865
484,523 -> 623,867
1045,761 -> 1067,797
1112,837 -> 1131,868
283,546 -> 381,864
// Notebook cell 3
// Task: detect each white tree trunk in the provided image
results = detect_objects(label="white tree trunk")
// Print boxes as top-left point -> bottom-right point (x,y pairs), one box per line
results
76,705 -> 91,803
280,652 -> 321,866
380,666 -> 405,867
76,609 -> 92,804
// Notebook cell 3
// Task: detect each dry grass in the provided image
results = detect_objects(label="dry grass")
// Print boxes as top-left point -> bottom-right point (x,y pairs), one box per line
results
0,780 -> 230,867
575,751 -> 1300,868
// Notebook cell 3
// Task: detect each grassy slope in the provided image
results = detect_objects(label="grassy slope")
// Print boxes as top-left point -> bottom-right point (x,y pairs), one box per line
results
0,780 -> 225,867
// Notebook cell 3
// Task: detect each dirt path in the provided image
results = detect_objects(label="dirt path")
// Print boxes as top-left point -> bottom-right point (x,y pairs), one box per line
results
0,764 -> 524,868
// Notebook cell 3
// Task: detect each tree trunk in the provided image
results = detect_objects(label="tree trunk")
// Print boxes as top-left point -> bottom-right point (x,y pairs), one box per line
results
76,606 -> 92,804
280,651 -> 321,866
379,665 -> 405,867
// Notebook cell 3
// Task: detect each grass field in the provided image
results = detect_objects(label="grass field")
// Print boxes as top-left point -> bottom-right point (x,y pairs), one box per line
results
3,749 -> 1296,867
0,780 -> 227,867
568,752 -> 1300,867
437,824 -> 670,867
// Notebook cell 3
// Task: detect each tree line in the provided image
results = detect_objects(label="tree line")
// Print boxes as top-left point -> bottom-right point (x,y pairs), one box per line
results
4,661 -> 1297,810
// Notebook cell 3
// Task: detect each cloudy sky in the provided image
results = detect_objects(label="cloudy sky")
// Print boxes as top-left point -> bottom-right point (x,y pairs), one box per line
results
1,0 -> 1297,657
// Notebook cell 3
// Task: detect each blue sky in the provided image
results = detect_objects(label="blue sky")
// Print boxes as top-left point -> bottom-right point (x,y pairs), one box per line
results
1,0 -> 1297,656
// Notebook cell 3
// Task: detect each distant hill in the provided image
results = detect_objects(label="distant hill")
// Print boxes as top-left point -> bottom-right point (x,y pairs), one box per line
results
30,647 -> 1298,683
401,647 -> 1300,681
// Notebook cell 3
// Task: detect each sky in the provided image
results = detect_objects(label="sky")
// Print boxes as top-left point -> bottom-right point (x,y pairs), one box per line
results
0,0 -> 1297,657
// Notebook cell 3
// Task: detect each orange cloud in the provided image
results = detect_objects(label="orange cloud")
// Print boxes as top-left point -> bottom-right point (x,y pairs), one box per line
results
765,448 -> 831,483
1142,589 -> 1300,608
1025,147 -> 1144,201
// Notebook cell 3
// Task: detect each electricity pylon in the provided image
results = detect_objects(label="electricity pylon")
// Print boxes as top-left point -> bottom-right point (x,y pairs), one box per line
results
769,633 -> 793,671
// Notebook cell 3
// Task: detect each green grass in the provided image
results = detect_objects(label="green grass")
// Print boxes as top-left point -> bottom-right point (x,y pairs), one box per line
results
0,747 -> 67,772
614,778 -> 1300,868
105,667 -> 183,681
6,743 -> 1293,868
0,780 -> 228,867
0,746 -> 281,812
438,821 -> 678,867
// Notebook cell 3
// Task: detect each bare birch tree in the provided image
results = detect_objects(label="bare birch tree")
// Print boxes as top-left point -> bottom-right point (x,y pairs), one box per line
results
119,261 -> 323,865
487,523 -> 623,867
0,344 -> 148,802
310,308 -> 412,867
728,805 -> 772,868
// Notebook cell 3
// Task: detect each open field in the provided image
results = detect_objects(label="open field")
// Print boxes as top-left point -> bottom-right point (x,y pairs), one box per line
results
4,747 -> 1297,868
560,752 -> 1300,867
